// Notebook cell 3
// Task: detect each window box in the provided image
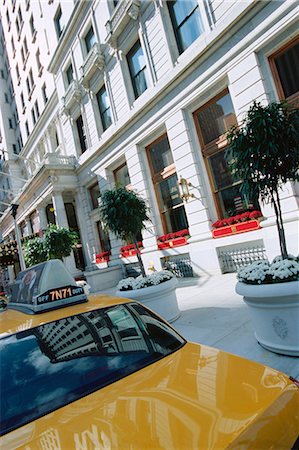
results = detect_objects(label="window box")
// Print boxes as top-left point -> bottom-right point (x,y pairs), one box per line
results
212,211 -> 263,238
157,229 -> 190,250
95,251 -> 110,264
120,242 -> 143,258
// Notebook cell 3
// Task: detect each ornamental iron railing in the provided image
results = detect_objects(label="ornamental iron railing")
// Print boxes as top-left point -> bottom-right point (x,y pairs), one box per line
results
217,241 -> 267,274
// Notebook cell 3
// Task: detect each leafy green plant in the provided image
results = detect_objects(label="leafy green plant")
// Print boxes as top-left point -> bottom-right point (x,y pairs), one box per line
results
23,237 -> 47,267
100,186 -> 150,277
23,225 -> 78,267
228,101 -> 299,259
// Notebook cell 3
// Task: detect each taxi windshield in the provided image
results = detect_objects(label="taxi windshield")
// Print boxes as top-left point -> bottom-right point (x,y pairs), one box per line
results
0,303 -> 185,435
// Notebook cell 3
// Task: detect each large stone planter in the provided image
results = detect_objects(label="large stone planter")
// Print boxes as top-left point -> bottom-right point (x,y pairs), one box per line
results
236,280 -> 299,356
116,277 -> 180,323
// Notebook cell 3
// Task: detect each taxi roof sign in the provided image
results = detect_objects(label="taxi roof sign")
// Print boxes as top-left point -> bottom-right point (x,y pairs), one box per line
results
8,260 -> 87,314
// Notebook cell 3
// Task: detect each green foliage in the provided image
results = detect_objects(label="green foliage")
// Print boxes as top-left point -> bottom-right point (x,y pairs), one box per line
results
100,186 -> 150,277
43,224 -> 78,260
100,186 -> 150,243
23,238 -> 47,267
228,101 -> 299,259
228,101 -> 299,203
23,225 -> 78,267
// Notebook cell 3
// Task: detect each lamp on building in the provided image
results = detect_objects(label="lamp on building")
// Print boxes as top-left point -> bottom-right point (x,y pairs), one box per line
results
178,176 -> 194,202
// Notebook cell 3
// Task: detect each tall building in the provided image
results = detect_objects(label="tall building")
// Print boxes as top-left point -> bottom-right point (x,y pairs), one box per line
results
0,0 -> 298,289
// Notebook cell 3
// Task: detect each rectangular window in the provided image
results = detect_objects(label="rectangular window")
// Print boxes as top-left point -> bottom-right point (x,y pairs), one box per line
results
113,163 -> 131,188
6,9 -> 10,28
36,49 -> 42,74
29,14 -> 36,40
269,37 -> 299,103
84,26 -> 96,54
31,108 -> 36,125
147,135 -> 188,233
76,115 -> 87,153
96,221 -> 111,253
89,183 -> 100,210
194,90 -> 258,218
25,120 -> 29,137
20,92 -> 25,110
127,40 -> 148,99
96,86 -> 112,131
34,100 -> 40,119
4,93 -> 9,103
11,37 -> 15,55
42,83 -> 48,104
23,37 -> 28,56
168,0 -> 204,54
66,63 -> 74,86
8,118 -> 13,129
16,64 -> 20,81
54,6 -> 64,39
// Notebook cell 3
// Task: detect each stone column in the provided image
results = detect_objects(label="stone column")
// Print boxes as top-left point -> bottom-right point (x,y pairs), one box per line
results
37,205 -> 48,231
51,191 -> 80,276
74,188 -> 97,271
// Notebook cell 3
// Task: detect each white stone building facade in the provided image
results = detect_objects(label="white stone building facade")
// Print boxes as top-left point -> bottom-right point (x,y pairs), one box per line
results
0,0 -> 298,289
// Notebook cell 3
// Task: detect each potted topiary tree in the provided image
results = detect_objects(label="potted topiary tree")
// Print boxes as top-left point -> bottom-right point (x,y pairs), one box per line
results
228,101 -> 299,355
100,186 -> 180,322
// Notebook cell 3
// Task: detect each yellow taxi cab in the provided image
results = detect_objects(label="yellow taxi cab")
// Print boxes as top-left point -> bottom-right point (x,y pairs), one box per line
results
0,260 -> 298,450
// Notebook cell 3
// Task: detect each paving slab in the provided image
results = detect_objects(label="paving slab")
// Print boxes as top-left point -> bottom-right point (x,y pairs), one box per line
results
96,273 -> 299,379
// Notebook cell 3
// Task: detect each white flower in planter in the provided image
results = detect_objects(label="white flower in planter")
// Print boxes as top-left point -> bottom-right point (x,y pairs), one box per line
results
237,257 -> 299,284
117,270 -> 174,291
268,259 -> 299,281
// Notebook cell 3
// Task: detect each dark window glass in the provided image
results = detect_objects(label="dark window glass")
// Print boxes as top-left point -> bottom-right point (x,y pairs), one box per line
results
273,41 -> 299,99
127,40 -> 147,99
195,92 -> 237,145
0,304 -> 185,435
66,64 -> 73,85
114,163 -> 131,187
96,86 -> 112,131
76,115 -> 87,153
85,26 -> 96,53
54,6 -> 63,38
148,136 -> 188,233
168,0 -> 203,54
96,220 -> 111,253
89,183 -> 100,209
194,91 -> 259,217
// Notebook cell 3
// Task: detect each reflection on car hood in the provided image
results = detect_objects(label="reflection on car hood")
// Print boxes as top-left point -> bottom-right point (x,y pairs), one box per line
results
2,342 -> 298,450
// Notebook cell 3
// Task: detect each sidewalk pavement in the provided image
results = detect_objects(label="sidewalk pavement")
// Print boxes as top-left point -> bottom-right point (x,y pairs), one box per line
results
96,273 -> 299,379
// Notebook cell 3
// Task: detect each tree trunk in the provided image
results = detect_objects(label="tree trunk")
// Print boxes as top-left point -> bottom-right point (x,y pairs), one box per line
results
272,190 -> 288,259
132,235 -> 146,278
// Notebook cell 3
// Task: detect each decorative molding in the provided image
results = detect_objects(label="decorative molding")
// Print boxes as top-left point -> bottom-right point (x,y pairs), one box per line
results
105,0 -> 140,48
62,81 -> 85,115
80,43 -> 105,88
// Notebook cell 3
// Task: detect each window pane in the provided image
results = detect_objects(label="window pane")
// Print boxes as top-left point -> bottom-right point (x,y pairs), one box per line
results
169,0 -> 203,54
66,65 -> 73,85
85,27 -> 96,53
114,164 -> 130,187
196,93 -> 237,144
163,205 -> 189,233
208,149 -> 239,190
127,41 -> 148,99
217,185 -> 257,217
177,9 -> 203,52
274,42 -> 299,99
148,136 -> 174,174
97,86 -> 112,131
157,175 -> 182,212
89,184 -> 100,209
76,115 -> 87,153
97,221 -> 111,252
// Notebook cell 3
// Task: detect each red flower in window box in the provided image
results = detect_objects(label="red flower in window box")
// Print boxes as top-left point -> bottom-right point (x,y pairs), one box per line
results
211,210 -> 263,237
120,242 -> 143,257
96,251 -> 111,264
157,229 -> 190,249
